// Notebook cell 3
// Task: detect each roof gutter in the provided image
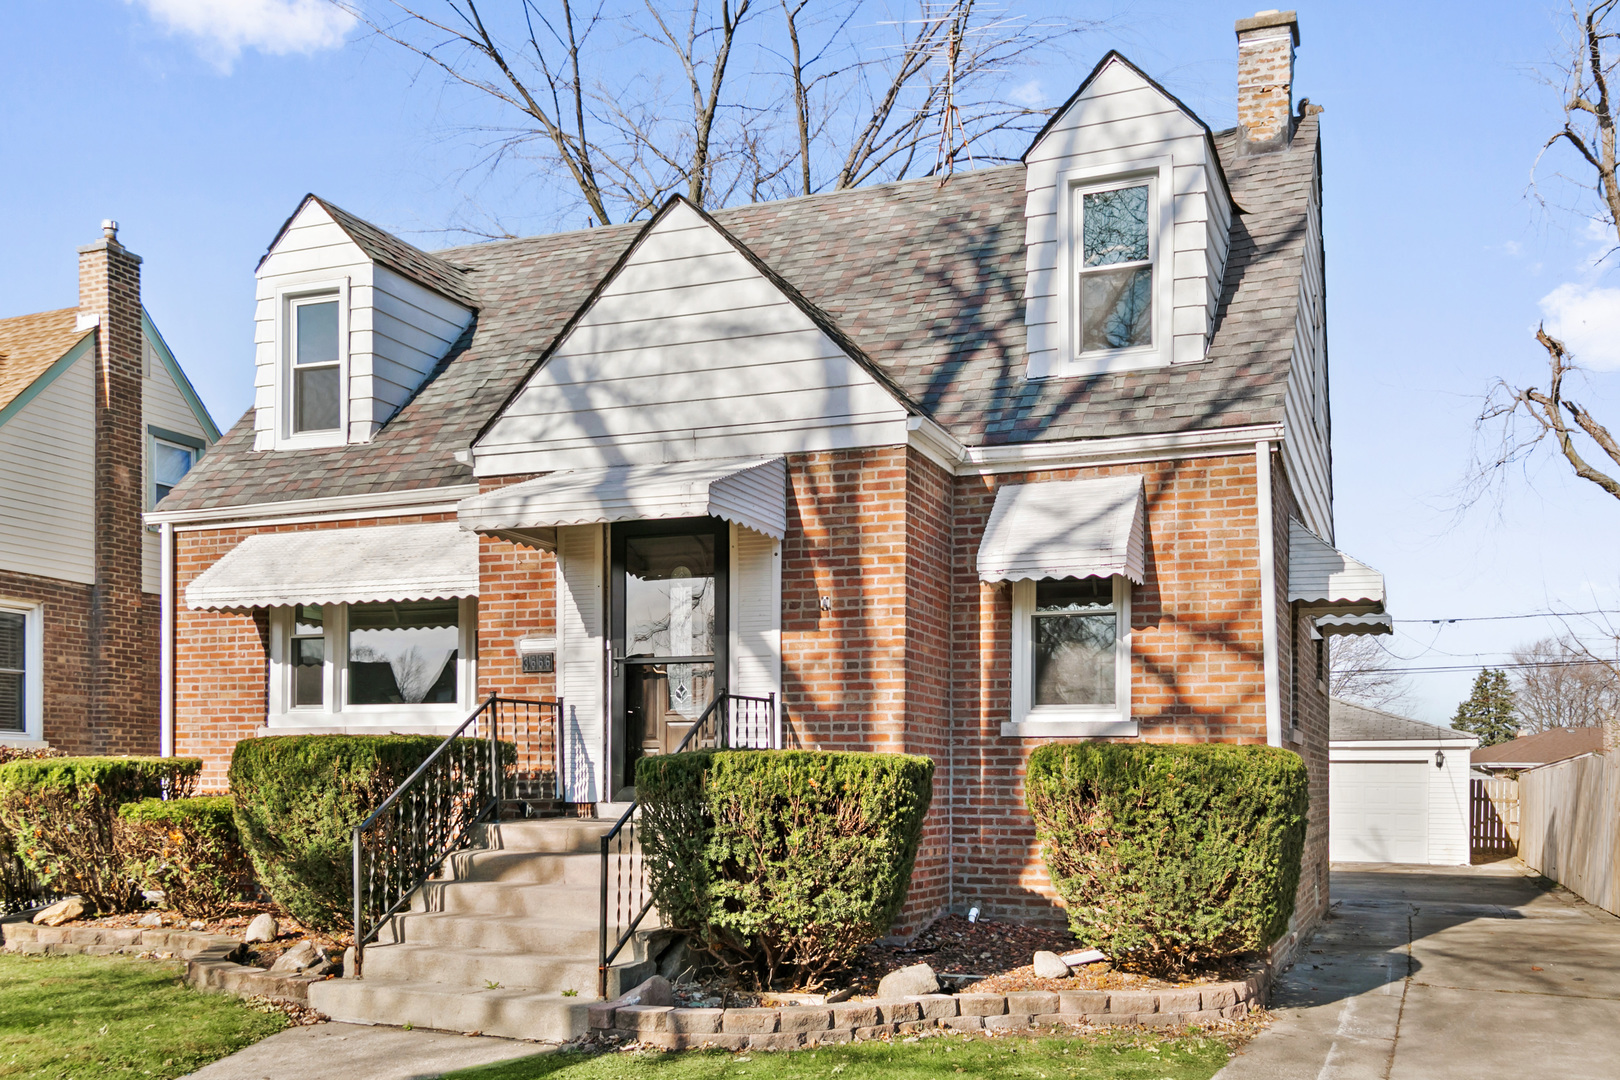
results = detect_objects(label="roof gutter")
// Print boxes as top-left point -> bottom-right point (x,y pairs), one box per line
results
145,484 -> 480,530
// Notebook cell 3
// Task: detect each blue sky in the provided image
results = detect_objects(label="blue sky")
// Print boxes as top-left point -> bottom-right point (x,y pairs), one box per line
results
3,1 -> 1617,723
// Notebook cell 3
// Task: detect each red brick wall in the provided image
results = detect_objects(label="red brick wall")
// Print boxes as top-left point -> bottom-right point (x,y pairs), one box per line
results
80,229 -> 156,754
173,512 -> 457,789
948,454 -> 1271,924
476,536 -> 558,701
0,569 -> 93,752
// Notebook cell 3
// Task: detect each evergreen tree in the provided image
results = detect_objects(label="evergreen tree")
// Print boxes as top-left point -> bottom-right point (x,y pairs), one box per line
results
1453,668 -> 1519,745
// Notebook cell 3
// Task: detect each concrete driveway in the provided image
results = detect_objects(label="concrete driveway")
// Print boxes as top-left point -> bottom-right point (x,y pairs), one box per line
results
1216,861 -> 1620,1080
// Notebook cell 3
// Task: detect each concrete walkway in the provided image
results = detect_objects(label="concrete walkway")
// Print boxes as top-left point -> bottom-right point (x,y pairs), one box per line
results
181,1022 -> 546,1080
1216,861 -> 1620,1080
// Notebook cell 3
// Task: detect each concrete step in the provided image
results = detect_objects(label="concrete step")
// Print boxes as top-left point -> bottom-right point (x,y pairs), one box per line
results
385,911 -> 603,954
358,942 -> 602,993
413,880 -> 604,918
469,819 -> 621,854
309,978 -> 593,1042
443,849 -> 609,887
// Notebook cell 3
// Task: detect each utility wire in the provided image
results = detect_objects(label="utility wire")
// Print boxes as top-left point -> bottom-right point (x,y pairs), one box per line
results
1339,658 -> 1620,675
1392,609 -> 1618,624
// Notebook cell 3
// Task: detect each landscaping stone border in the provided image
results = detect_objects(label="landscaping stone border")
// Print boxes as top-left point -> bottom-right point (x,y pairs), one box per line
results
589,974 -> 1270,1051
0,917 -> 329,1006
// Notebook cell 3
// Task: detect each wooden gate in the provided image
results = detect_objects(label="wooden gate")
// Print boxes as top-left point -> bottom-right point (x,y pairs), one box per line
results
1471,776 -> 1519,857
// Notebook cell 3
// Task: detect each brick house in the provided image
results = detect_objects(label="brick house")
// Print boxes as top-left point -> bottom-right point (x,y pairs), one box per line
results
151,11 -> 1388,943
0,223 -> 218,753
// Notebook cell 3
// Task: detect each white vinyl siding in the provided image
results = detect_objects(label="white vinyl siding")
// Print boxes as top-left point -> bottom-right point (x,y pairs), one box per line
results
558,525 -> 605,803
728,523 -> 781,703
473,201 -> 909,475
0,352 -> 94,584
1023,58 -> 1232,378
142,334 -> 212,593
253,201 -> 473,450
1281,166 -> 1333,538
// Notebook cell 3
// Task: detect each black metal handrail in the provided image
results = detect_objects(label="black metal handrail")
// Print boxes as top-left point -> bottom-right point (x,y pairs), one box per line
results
351,693 -> 563,976
597,689 -> 777,997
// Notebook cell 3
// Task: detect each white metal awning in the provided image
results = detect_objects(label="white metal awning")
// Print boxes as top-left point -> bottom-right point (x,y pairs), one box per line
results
1289,521 -> 1387,616
976,476 -> 1146,583
185,521 -> 480,610
456,456 -> 788,545
1313,613 -> 1394,637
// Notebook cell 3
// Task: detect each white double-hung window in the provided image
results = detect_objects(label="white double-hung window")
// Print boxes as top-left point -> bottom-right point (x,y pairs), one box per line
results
1008,576 -> 1134,737
290,296 -> 342,435
271,598 -> 474,725
1075,178 -> 1156,356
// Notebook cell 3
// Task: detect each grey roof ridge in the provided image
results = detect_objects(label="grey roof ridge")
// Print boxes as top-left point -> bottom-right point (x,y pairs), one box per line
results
1023,50 -> 1240,213
469,193 -> 928,451
256,194 -> 480,308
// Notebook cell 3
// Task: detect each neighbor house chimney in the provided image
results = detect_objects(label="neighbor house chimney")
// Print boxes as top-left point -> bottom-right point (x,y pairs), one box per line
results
78,220 -> 151,754
1235,10 -> 1299,154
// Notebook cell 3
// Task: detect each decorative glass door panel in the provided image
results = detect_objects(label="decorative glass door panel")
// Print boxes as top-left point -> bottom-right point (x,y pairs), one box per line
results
610,521 -> 728,799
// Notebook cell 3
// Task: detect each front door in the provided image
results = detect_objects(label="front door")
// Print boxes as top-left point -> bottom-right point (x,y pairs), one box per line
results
608,519 -> 729,800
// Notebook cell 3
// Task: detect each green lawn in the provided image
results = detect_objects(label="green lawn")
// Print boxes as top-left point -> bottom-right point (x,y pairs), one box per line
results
0,952 -> 287,1079
445,1031 -> 1232,1080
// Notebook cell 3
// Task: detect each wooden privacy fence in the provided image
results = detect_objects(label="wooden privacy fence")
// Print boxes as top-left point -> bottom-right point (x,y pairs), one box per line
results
1471,776 -> 1519,856
1518,752 -> 1620,918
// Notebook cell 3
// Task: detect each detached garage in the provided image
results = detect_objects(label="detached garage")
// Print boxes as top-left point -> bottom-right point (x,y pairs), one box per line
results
1329,698 -> 1479,865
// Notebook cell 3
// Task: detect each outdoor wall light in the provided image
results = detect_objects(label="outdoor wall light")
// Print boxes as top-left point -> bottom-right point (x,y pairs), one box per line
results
1435,750 -> 1446,769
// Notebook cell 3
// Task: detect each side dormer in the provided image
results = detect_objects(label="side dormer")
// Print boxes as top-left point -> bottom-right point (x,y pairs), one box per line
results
1022,52 -> 1233,379
252,196 -> 477,451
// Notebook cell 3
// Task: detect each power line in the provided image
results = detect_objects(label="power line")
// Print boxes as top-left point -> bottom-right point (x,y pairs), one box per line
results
1392,609 -> 1618,625
1340,659 -> 1619,675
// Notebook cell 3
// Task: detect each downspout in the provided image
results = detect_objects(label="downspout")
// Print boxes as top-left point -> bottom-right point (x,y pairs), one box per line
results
159,521 -> 175,758
1256,441 -> 1281,747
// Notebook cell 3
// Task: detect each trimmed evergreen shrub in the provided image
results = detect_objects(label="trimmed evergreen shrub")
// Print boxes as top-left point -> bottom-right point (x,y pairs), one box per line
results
1025,742 -> 1309,976
0,756 -> 201,913
636,749 -> 934,989
119,795 -> 253,920
228,734 -> 499,931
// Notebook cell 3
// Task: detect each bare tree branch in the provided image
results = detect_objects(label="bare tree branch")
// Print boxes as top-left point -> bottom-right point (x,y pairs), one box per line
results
1475,1 -> 1620,504
1328,635 -> 1413,712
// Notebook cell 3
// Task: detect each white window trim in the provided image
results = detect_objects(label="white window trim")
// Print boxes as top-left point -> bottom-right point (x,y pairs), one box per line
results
267,597 -> 478,728
273,279 -> 350,451
1039,156 -> 1175,380
1003,576 -> 1136,738
147,431 -> 201,512
0,598 -> 45,744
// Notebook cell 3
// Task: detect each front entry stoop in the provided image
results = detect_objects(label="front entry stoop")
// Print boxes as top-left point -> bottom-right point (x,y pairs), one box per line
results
309,818 -> 664,1042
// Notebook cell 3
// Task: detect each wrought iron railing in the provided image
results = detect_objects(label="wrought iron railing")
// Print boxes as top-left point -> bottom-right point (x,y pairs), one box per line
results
0,852 -> 58,916
597,689 -> 777,997
351,693 -> 562,976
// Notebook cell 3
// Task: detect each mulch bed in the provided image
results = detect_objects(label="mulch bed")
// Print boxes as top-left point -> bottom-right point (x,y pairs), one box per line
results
672,913 -> 1262,1003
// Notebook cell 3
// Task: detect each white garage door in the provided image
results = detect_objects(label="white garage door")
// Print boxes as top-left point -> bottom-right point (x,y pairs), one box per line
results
1330,761 -> 1428,863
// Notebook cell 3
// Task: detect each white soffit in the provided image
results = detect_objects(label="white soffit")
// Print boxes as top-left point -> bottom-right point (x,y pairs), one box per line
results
458,457 -> 788,540
977,475 -> 1146,583
186,521 -> 479,610
1289,521 -> 1387,614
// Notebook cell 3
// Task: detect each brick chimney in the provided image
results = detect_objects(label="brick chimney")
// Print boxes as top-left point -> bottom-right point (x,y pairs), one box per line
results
78,220 -> 151,753
1235,10 -> 1299,154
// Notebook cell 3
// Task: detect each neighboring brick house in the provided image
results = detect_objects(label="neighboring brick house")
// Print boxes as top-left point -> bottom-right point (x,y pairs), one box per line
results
151,11 -> 1387,939
0,222 -> 219,753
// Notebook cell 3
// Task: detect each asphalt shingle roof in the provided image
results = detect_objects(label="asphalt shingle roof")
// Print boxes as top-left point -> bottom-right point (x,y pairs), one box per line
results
1470,726 -> 1605,768
1329,698 -> 1473,743
0,308 -> 92,417
161,116 -> 1321,513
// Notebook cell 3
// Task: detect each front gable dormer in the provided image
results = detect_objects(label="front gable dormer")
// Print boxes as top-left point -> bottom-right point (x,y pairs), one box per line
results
471,198 -> 912,476
252,197 -> 476,451
1022,53 -> 1234,379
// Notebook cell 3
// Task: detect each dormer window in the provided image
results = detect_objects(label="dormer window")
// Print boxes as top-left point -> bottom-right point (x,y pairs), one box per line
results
1078,181 -> 1154,353
291,296 -> 341,434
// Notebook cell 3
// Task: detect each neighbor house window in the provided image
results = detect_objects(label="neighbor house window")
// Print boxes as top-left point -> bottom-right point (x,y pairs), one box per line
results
270,599 -> 472,721
0,602 -> 41,739
1076,180 -> 1154,354
0,611 -> 25,734
1006,576 -> 1133,737
290,296 -> 341,434
150,434 -> 199,507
